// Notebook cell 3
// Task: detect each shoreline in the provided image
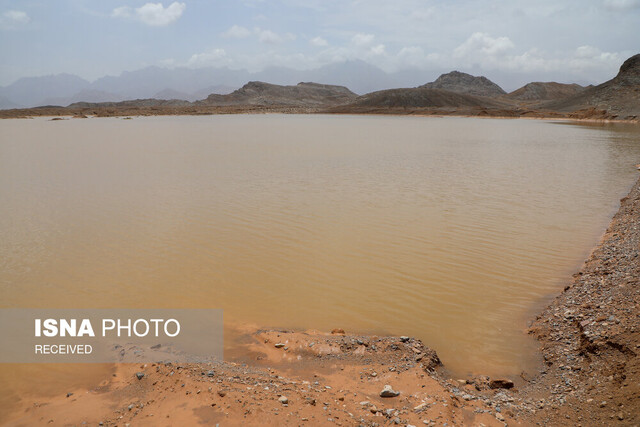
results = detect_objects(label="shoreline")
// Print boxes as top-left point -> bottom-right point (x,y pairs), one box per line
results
1,105 -> 639,124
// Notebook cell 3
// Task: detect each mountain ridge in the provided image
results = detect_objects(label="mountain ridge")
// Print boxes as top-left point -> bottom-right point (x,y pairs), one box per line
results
420,71 -> 506,97
543,53 -> 640,119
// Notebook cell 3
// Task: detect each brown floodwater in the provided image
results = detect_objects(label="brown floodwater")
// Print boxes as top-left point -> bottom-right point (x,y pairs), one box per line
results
0,115 -> 639,413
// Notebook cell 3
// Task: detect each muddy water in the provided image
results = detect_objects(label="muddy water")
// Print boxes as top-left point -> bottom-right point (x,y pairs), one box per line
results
1,115 -> 639,412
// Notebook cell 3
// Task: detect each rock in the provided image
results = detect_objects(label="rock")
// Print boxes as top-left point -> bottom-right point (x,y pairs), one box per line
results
414,402 -> 428,411
274,343 -> 286,348
217,390 -> 226,397
496,412 -> 505,421
400,336 -> 410,342
135,372 -> 145,380
278,395 -> 288,404
489,378 -> 514,389
128,404 -> 134,411
380,384 -> 400,397
206,370 -> 215,377
331,328 -> 345,335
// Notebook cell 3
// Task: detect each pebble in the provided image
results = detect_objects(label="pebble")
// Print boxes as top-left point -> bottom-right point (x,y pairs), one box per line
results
274,343 -> 286,348
135,372 -> 145,380
414,402 -> 428,411
278,395 -> 288,404
380,384 -> 400,397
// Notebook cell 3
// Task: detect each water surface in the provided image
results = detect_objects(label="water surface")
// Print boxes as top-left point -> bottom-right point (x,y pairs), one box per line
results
1,115 -> 639,385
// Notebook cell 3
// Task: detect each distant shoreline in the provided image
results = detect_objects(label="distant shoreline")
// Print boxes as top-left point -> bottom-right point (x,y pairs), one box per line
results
1,106 -> 638,124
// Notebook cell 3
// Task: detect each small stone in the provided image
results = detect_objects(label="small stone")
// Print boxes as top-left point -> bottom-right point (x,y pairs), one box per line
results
217,390 -> 226,397
128,404 -> 134,411
496,412 -> 505,421
380,384 -> 400,397
206,370 -> 214,377
400,336 -> 410,342
135,372 -> 145,380
274,343 -> 286,348
414,402 -> 428,411
617,413 -> 624,421
331,328 -> 345,335
278,395 -> 289,404
370,405 -> 378,414
66,393 -> 73,398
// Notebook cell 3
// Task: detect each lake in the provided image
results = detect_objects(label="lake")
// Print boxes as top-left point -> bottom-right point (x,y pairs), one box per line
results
1,115 -> 639,387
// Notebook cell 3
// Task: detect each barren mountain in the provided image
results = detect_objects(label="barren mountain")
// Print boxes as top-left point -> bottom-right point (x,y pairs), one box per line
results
544,53 -> 640,119
199,81 -> 357,107
420,71 -> 506,97
68,98 -> 192,109
506,82 -> 586,101
329,87 -> 512,115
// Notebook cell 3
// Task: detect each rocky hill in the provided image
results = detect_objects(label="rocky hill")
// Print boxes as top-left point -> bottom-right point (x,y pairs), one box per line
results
544,53 -> 640,119
68,98 -> 192,109
506,82 -> 586,101
199,81 -> 357,107
329,87 -> 511,114
420,71 -> 506,97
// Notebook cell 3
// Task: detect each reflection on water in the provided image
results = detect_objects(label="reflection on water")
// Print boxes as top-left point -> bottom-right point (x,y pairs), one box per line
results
0,115 -> 639,410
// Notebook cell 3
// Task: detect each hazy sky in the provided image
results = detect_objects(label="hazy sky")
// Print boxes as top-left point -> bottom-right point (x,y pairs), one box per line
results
0,0 -> 638,86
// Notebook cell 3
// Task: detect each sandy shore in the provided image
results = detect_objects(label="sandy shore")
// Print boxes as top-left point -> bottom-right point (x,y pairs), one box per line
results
3,327 -> 513,426
0,104 -> 638,124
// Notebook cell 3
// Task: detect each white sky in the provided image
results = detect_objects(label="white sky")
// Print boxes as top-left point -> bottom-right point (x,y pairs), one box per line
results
0,0 -> 638,86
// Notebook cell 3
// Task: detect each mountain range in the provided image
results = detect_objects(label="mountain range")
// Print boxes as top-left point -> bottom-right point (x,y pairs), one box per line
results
2,54 -> 638,121
0,61 -> 432,109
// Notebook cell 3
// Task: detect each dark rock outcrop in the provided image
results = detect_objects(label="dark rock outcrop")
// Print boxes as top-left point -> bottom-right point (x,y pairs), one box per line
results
420,71 -> 506,98
506,82 -> 586,101
199,81 -> 357,107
